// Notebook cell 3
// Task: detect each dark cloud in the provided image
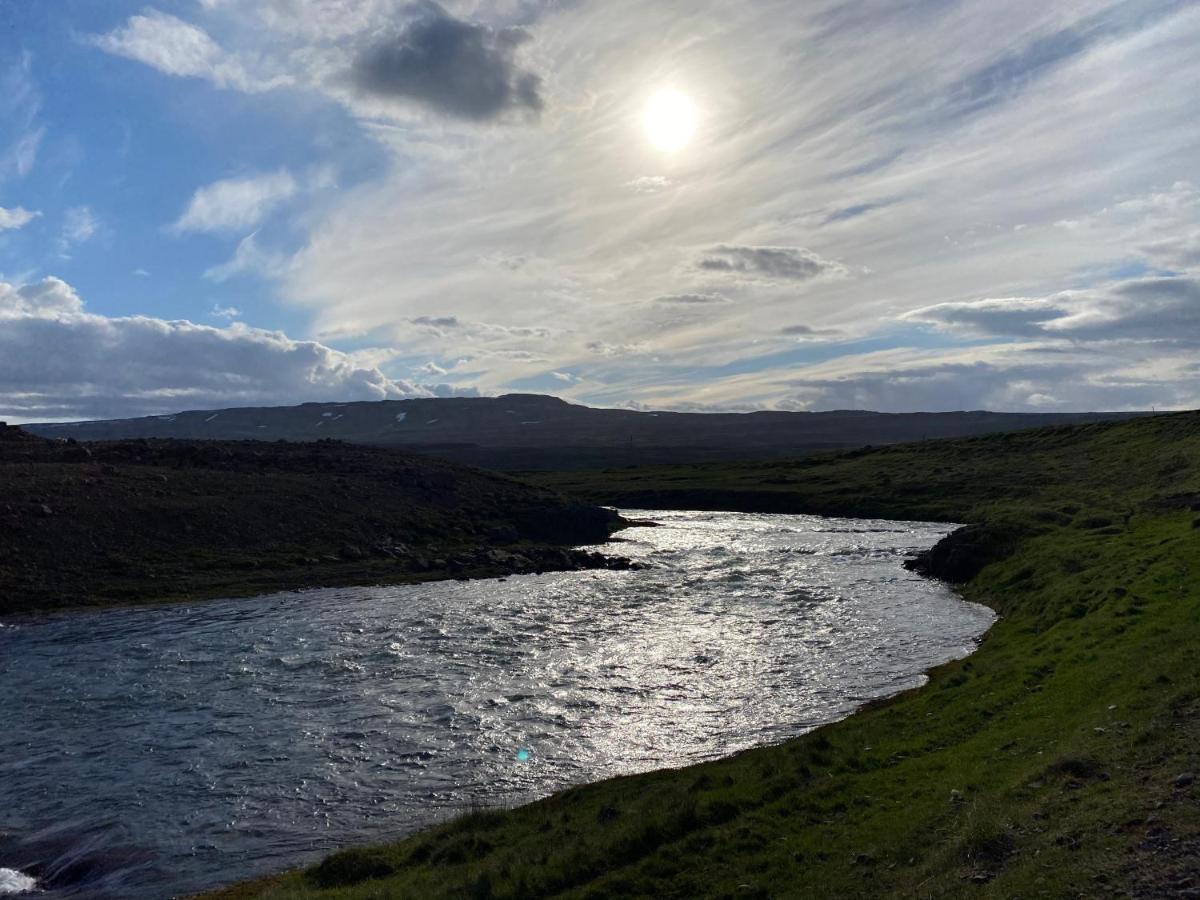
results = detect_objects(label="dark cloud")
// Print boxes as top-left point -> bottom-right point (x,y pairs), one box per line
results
903,297 -> 1063,338
351,2 -> 543,121
698,246 -> 846,282
905,276 -> 1200,344
412,314 -> 460,328
780,324 -> 842,339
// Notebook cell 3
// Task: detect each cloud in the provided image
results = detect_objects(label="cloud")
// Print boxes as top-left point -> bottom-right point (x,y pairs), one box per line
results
173,170 -> 298,235
0,206 -> 39,231
904,297 -> 1063,338
697,246 -> 848,282
61,206 -> 98,247
0,276 -> 468,421
205,231 -> 292,281
787,356 -> 1182,415
654,293 -> 728,305
0,54 -> 44,180
91,10 -> 284,93
626,176 -> 673,194
939,2 -> 1185,123
780,324 -> 842,339
412,314 -> 460,328
210,303 -> 242,320
350,2 -> 544,121
0,277 -> 84,316
416,360 -> 448,376
905,276 -> 1200,344
822,198 -> 900,224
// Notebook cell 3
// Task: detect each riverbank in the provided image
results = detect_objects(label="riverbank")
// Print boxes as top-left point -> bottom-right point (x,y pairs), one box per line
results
201,411 -> 1200,898
0,425 -> 630,616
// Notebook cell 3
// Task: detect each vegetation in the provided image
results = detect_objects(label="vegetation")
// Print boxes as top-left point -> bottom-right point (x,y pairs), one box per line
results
196,412 -> 1198,897
0,425 -> 627,614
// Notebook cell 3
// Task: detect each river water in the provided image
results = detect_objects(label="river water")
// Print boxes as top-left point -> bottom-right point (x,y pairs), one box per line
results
0,510 -> 993,898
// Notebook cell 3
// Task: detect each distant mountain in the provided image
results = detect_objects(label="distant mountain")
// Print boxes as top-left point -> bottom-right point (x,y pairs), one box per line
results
24,394 -> 1149,470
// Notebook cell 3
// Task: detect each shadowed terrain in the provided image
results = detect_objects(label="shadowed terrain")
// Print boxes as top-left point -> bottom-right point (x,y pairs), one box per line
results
0,424 -> 628,615
24,394 -> 1146,471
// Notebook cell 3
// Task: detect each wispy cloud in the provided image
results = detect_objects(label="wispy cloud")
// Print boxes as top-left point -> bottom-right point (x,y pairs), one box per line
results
91,10 -> 287,93
61,206 -> 98,248
0,54 -> 44,181
173,170 -> 298,235
0,206 -> 40,231
204,231 -> 293,282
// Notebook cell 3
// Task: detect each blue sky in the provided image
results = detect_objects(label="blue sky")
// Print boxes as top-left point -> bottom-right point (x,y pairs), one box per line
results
1,1 -> 1199,421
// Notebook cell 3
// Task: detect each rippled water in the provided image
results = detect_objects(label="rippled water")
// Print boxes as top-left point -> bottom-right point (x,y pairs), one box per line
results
0,510 -> 993,898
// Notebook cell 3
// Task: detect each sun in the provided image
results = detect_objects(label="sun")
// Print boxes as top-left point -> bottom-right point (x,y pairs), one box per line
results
643,88 -> 699,153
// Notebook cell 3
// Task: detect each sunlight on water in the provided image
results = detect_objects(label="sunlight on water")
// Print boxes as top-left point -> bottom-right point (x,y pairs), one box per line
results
0,869 -> 37,895
0,510 -> 993,898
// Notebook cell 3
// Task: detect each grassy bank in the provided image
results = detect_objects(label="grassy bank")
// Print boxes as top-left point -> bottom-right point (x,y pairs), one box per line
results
206,412 -> 1199,898
0,426 -> 627,615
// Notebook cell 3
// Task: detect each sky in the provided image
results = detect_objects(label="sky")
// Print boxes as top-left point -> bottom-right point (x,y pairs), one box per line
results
1,0 -> 1198,422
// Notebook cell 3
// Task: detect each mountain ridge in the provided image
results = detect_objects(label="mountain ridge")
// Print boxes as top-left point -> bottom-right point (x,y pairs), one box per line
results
24,394 -> 1150,470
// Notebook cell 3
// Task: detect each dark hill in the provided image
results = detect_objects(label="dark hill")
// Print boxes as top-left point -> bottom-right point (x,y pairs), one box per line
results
25,394 -> 1148,470
0,425 -> 628,614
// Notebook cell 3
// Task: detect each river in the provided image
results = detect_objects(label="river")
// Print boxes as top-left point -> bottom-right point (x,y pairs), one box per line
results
0,510 -> 994,898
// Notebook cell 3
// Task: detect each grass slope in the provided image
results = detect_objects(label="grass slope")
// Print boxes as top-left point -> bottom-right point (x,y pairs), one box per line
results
0,428 -> 623,615
204,413 -> 1200,899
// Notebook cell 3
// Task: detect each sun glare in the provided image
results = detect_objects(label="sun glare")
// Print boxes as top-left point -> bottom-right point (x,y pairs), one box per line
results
643,88 -> 699,153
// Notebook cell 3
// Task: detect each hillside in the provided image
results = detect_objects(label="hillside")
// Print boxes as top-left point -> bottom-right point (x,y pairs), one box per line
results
206,411 -> 1200,899
25,394 -> 1146,471
0,424 -> 628,615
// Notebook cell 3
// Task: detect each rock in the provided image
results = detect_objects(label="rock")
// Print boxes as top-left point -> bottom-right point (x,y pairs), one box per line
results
950,789 -> 965,803
36,504 -> 54,517
904,523 -> 1028,583
338,543 -> 366,561
1175,773 -> 1196,788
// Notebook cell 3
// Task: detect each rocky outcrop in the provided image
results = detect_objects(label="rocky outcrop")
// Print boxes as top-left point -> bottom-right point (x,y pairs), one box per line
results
904,523 -> 1028,584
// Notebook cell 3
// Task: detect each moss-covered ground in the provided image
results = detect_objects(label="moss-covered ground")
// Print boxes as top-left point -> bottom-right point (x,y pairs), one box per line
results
203,412 -> 1200,899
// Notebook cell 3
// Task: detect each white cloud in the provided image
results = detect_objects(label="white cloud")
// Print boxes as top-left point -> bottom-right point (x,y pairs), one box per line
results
173,170 -> 298,235
91,10 -> 286,93
0,277 -> 84,316
0,206 -> 39,231
416,361 -> 448,377
0,276 -> 475,421
210,303 -> 242,320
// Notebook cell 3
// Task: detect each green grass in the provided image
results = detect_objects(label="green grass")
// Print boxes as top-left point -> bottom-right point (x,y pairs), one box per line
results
201,412 -> 1200,899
